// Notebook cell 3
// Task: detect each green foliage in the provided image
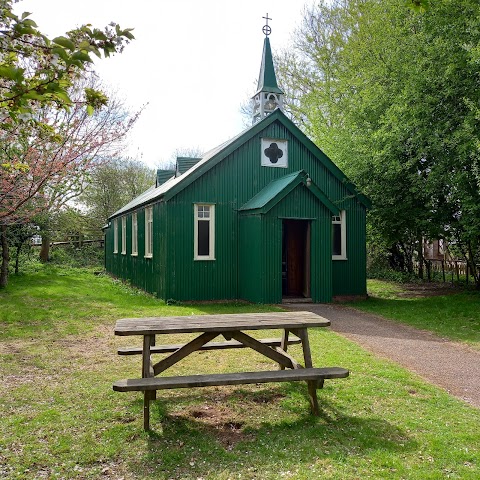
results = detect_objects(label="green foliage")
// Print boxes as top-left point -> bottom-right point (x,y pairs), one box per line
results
406,0 -> 430,13
367,267 -> 420,284
80,157 -> 156,230
277,0 -> 480,286
0,0 -> 135,120
0,1 -> 138,288
49,243 -> 104,268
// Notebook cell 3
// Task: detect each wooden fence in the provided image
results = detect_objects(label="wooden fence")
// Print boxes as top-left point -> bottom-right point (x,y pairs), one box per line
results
32,234 -> 104,249
417,258 -> 479,284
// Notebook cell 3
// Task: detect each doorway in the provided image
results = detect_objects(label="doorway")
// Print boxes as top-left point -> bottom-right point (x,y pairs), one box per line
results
282,220 -> 311,298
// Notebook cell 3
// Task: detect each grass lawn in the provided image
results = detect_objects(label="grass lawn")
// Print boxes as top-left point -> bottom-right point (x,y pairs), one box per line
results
1,266 -> 479,479
349,280 -> 480,348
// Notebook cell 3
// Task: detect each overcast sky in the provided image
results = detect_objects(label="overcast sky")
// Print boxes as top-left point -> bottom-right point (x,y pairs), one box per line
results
15,0 -> 307,168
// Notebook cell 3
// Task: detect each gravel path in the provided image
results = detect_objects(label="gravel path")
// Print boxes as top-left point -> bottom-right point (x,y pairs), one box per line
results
285,303 -> 480,409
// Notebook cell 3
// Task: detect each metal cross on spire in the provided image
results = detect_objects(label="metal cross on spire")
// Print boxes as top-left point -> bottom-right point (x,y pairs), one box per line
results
262,13 -> 272,37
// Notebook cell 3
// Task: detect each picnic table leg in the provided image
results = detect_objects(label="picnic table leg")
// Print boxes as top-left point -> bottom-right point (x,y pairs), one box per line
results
297,328 -> 320,415
279,329 -> 289,370
142,334 -> 154,431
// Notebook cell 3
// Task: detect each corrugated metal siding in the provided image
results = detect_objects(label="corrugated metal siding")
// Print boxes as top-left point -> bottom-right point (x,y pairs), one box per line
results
104,204 -> 166,298
260,216 -> 282,303
239,215 -> 264,302
313,213 -> 334,302
156,170 -> 175,187
164,195 -> 238,301
105,117 -> 367,302
104,225 -> 113,272
177,157 -> 202,174
332,201 -> 367,296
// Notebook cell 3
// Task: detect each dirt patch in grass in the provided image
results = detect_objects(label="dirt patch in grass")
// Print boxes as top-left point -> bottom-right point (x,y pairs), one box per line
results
170,390 -> 286,450
0,324 -> 116,390
171,403 -> 252,450
396,282 -> 460,298
0,341 -> 47,389
56,324 -> 115,359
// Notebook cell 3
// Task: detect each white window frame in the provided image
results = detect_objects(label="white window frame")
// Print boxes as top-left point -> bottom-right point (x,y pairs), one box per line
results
144,206 -> 153,258
113,219 -> 118,254
121,216 -> 127,254
131,212 -> 138,256
194,204 -> 215,260
332,210 -> 347,260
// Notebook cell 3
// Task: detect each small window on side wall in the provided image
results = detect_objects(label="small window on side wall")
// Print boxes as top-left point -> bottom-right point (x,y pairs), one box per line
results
131,212 -> 138,256
332,210 -> 347,260
113,219 -> 118,253
121,216 -> 127,254
145,207 -> 153,258
194,204 -> 215,260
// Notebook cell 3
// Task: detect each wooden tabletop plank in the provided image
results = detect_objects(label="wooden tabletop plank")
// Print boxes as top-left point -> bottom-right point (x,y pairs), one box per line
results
114,311 -> 330,336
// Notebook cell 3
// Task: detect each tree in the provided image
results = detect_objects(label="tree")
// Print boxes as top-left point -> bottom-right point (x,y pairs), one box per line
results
0,0 -> 134,121
1,76 -> 139,225
1,75 -> 139,269
80,157 -> 155,232
5,222 -> 37,274
276,0 -> 480,287
0,1 -> 135,287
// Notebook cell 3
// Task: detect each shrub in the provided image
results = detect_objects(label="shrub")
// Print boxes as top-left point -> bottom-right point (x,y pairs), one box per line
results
50,243 -> 104,268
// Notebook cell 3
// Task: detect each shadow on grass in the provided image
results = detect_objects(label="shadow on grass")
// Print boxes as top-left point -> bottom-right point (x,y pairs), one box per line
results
121,386 -> 416,478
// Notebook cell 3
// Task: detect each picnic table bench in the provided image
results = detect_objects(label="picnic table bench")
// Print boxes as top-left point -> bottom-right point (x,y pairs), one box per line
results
113,311 -> 349,430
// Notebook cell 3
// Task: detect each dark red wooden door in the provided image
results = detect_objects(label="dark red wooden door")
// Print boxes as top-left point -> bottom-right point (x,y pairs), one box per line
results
283,220 -> 310,297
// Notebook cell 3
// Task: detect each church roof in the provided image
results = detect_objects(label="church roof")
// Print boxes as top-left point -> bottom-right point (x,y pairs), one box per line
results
254,37 -> 284,96
109,109 -> 370,219
239,170 -> 340,215
156,169 -> 175,187
177,157 -> 202,174
240,170 -> 303,211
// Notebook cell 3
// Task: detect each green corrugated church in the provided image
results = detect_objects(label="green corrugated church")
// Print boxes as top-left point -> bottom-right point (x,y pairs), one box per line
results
104,28 -> 370,304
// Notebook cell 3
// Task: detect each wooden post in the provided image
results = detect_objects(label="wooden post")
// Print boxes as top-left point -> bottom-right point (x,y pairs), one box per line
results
296,328 -> 320,415
142,335 -> 154,431
279,329 -> 289,370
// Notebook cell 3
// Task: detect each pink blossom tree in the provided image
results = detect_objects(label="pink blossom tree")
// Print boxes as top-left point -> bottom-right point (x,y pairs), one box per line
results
0,1 -> 136,286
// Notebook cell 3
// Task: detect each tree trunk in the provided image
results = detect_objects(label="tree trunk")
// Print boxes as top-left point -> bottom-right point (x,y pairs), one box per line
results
0,225 -> 10,288
39,235 -> 50,263
417,237 -> 424,279
426,260 -> 431,281
465,242 -> 480,290
15,244 -> 22,275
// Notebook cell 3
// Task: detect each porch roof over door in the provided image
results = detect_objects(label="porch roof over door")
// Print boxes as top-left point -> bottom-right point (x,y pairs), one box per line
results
238,170 -> 340,215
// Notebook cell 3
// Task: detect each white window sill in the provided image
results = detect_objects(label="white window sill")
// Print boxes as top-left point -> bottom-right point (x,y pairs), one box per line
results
194,257 -> 216,261
144,254 -> 153,259
121,251 -> 126,255
113,251 -> 118,254
131,253 -> 138,257
332,255 -> 347,261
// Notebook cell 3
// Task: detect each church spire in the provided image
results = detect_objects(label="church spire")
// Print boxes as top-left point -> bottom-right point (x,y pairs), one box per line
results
252,14 -> 284,125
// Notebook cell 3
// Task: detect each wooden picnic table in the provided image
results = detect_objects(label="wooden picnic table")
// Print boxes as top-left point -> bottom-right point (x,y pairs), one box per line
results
113,311 -> 349,430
